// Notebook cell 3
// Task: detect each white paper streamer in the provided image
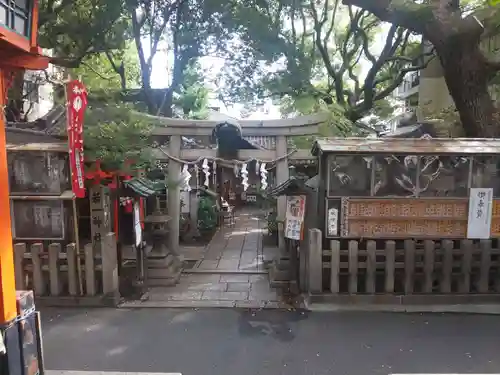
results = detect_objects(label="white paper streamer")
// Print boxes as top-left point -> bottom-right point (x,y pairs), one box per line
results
181,164 -> 192,192
260,162 -> 268,190
202,158 -> 210,187
241,163 -> 249,191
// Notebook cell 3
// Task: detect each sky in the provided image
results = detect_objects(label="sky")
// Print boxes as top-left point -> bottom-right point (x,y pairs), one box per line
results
149,48 -> 281,120
147,20 -> 392,121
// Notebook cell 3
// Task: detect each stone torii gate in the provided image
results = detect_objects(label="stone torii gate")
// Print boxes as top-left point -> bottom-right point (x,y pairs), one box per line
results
149,113 -> 327,253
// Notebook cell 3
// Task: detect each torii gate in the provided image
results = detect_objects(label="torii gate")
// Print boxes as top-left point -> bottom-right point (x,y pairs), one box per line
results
147,112 -> 328,253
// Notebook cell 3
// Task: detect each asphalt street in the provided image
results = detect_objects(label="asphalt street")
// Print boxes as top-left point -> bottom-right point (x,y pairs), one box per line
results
40,307 -> 500,375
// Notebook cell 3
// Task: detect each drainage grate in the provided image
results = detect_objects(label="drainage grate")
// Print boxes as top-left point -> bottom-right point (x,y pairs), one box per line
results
182,260 -> 198,270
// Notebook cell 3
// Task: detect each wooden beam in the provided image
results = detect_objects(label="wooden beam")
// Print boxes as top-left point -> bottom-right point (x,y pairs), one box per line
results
152,124 -> 320,137
6,142 -> 68,152
154,148 -> 315,161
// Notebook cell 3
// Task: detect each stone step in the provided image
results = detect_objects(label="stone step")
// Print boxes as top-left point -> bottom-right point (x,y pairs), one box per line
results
147,275 -> 181,287
147,263 -> 181,278
269,262 -> 290,282
273,258 -> 290,271
147,254 -> 180,269
269,264 -> 291,291
183,269 -> 267,275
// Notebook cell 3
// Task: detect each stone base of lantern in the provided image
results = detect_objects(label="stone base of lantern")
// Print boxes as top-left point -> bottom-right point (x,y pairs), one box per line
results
146,253 -> 182,287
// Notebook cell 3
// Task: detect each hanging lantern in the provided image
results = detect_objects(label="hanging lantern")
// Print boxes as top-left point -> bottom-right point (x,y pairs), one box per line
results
181,164 -> 192,192
260,162 -> 268,190
233,164 -> 239,177
202,158 -> 210,187
241,163 -> 249,191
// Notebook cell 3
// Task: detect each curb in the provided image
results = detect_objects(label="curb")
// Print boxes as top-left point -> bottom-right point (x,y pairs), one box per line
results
304,301 -> 500,314
118,299 -> 297,310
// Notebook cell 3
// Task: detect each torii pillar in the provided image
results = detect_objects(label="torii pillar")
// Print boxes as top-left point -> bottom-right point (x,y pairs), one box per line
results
0,72 -> 16,323
0,0 -> 50,323
275,135 -> 289,250
167,135 -> 181,254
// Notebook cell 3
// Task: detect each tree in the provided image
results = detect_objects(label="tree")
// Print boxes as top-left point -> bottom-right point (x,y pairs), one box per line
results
341,0 -> 500,137
125,0 -> 232,116
38,0 -> 129,67
72,43 -> 141,92
217,0 -> 429,127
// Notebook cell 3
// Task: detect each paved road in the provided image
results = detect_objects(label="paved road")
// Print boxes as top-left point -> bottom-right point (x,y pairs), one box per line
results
41,307 -> 500,375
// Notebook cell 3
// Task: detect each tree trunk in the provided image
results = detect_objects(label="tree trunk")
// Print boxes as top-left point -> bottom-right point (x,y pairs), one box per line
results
436,40 -> 499,138
117,63 -> 127,91
5,70 -> 25,122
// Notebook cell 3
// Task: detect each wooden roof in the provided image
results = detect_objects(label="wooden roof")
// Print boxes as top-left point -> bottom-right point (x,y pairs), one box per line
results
312,138 -> 500,155
6,142 -> 68,152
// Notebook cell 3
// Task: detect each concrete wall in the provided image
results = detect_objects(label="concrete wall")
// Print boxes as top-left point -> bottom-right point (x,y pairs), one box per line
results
23,49 -> 59,121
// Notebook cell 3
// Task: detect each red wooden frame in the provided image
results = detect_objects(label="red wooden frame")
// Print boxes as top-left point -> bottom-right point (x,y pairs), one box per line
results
0,0 -> 47,323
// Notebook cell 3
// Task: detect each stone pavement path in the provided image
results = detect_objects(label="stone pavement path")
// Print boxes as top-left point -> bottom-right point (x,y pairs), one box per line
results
121,208 -> 287,309
192,208 -> 275,272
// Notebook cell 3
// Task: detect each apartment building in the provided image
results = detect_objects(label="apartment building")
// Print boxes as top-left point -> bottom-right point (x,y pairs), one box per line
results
386,60 -> 421,133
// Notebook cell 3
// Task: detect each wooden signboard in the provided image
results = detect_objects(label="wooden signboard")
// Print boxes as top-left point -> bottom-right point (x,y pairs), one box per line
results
285,195 -> 306,240
339,197 -> 500,238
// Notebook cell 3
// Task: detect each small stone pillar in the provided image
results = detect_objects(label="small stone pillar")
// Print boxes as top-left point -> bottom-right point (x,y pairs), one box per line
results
101,232 -> 119,296
89,185 -> 112,256
308,228 -> 323,293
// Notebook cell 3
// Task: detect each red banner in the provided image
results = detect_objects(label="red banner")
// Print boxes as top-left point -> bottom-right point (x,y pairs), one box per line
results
66,80 -> 88,198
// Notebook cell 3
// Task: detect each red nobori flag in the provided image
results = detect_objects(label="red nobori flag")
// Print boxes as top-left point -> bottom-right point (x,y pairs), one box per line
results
66,80 -> 88,198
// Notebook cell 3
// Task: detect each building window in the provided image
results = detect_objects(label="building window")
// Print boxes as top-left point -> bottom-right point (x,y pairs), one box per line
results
24,80 -> 39,103
0,0 -> 30,37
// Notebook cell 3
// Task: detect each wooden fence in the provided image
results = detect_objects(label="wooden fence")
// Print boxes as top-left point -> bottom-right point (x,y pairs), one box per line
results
308,229 -> 500,295
13,232 -> 119,300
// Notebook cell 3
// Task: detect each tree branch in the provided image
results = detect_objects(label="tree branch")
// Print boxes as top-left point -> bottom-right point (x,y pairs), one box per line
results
310,0 -> 345,104
39,0 -> 74,27
359,23 -> 398,112
342,0 -> 430,35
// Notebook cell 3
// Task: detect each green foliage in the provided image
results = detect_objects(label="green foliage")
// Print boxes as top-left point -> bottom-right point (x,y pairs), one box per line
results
72,44 -> 140,91
422,105 -> 465,138
286,98 -> 357,148
197,195 -> 217,232
267,210 -> 278,235
217,0 -> 422,125
172,62 -> 210,119
38,0 -> 128,65
84,104 -> 154,172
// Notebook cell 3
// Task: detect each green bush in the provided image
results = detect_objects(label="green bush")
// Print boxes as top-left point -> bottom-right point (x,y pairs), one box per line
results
197,195 -> 217,231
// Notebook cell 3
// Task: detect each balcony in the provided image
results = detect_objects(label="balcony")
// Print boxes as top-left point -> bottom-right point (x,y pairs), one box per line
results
397,72 -> 420,99
0,0 -> 31,38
